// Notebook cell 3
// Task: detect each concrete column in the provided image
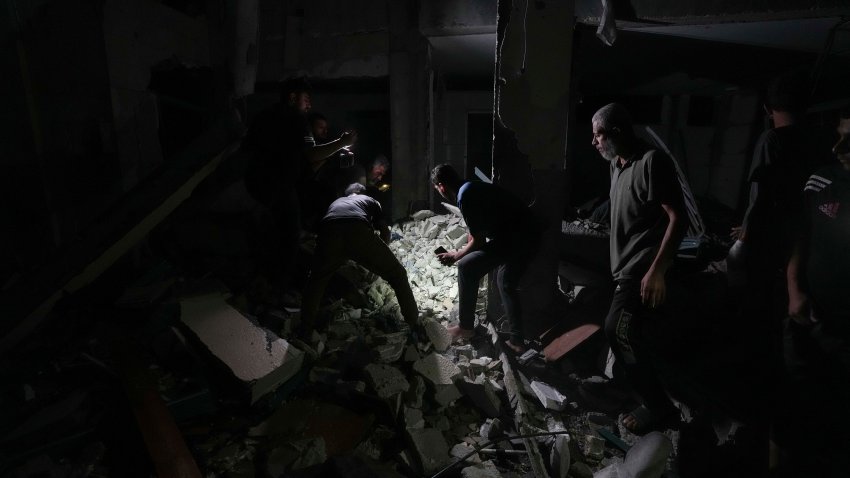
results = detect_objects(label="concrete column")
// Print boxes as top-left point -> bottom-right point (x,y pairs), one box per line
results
491,0 -> 575,336
389,0 -> 431,220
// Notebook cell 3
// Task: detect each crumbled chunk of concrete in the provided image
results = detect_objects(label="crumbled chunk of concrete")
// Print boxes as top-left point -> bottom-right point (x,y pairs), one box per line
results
461,460 -> 502,478
451,443 -> 481,464
550,435 -> 571,478
180,294 -> 304,403
453,233 -> 469,250
405,407 -> 425,429
458,375 -> 502,418
363,364 -> 410,399
594,431 -> 672,478
479,418 -> 504,440
413,353 -> 461,386
407,428 -> 451,475
445,224 -> 466,241
570,461 -> 594,478
373,332 -> 407,363
434,383 -> 463,407
412,210 -> 436,221
424,318 -> 452,352
530,381 -> 568,411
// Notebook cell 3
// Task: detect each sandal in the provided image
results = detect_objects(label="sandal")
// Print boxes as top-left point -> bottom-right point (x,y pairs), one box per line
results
620,405 -> 680,435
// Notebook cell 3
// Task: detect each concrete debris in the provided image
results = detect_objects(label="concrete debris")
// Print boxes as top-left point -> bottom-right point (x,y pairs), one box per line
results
434,383 -> 463,407
453,233 -> 469,250
363,363 -> 410,399
405,407 -> 425,429
550,434 -> 571,478
451,442 -> 482,464
372,332 -> 407,363
413,352 -> 461,386
423,318 -> 452,352
530,380 -> 568,411
571,461 -> 595,478
461,459 -> 502,478
412,210 -> 436,221
405,375 -> 426,409
469,357 -> 492,373
180,294 -> 304,403
593,432 -> 672,478
407,428 -> 451,475
458,375 -> 502,418
479,418 -> 504,440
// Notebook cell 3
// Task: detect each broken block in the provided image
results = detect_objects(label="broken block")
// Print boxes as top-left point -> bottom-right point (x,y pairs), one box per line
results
413,353 -> 461,386
363,364 -> 410,399
404,407 -> 425,429
406,428 -> 450,475
530,381 -> 568,411
405,376 -> 426,409
423,319 -> 452,352
434,383 -> 463,407
180,295 -> 304,404
458,375 -> 502,418
412,210 -> 436,221
451,443 -> 481,464
461,460 -> 502,478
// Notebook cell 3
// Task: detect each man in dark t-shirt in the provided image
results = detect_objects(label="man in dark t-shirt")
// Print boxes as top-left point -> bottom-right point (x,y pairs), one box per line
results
781,112 -> 850,476
431,164 -> 540,353
298,183 -> 419,339
242,78 -> 356,285
592,104 -> 688,435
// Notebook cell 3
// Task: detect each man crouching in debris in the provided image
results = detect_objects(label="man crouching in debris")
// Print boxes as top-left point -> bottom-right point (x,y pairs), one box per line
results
297,183 -> 420,340
591,104 -> 688,435
430,164 -> 540,353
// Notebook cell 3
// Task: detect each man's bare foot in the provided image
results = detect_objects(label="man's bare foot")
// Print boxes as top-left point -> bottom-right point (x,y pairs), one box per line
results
447,325 -> 475,342
504,339 -> 527,354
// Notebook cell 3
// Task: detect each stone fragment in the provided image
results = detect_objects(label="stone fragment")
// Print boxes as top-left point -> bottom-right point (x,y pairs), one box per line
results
407,428 -> 451,475
180,294 -> 304,403
363,364 -> 410,399
412,210 -> 436,221
404,407 -> 425,429
530,381 -> 568,411
458,375 -> 502,418
461,460 -> 502,478
453,233 -> 469,250
550,435 -> 571,478
423,318 -> 452,352
479,418 -> 504,440
451,443 -> 481,464
445,224 -> 466,240
413,353 -> 461,386
434,383 -> 463,407
593,432 -> 672,478
570,461 -> 594,478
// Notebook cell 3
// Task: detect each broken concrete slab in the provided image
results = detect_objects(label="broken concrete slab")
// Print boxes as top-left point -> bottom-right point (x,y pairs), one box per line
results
451,442 -> 482,464
405,375 -> 426,409
412,210 -> 436,221
423,318 -> 452,352
530,381 -> 568,411
406,428 -> 451,475
550,435 -> 571,478
413,353 -> 461,386
180,294 -> 304,403
363,363 -> 410,399
404,407 -> 425,429
479,418 -> 504,440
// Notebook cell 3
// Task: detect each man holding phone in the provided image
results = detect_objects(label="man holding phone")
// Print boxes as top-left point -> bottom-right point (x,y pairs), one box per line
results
430,164 -> 540,353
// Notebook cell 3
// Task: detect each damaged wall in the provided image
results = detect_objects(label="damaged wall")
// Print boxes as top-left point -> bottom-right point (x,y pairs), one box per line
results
493,0 -> 575,331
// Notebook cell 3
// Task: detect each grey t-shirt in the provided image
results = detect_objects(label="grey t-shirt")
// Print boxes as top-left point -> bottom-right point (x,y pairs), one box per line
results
322,194 -> 383,228
609,147 -> 685,281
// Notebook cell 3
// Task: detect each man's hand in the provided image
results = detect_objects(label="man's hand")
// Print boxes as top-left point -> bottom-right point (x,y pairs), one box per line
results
640,267 -> 667,309
730,225 -> 744,241
437,251 -> 458,266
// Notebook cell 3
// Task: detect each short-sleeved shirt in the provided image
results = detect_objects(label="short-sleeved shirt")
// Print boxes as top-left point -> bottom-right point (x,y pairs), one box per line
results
321,194 -> 383,228
456,181 -> 534,241
802,164 -> 850,318
243,104 -> 314,205
609,146 -> 685,281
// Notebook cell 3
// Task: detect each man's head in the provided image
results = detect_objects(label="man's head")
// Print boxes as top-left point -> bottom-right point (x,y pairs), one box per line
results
591,103 -> 634,162
309,112 -> 329,141
835,109 -> 850,171
369,155 -> 390,185
431,163 -> 463,201
765,70 -> 809,119
281,77 -> 312,113
344,182 -> 367,196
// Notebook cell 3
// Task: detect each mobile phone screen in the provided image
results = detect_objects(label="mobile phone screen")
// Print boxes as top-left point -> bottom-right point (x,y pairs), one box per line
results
434,246 -> 447,255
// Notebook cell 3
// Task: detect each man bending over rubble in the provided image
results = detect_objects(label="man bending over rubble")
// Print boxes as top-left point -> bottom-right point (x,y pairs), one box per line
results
430,164 -> 540,353
297,183 -> 420,339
